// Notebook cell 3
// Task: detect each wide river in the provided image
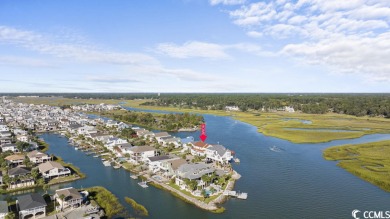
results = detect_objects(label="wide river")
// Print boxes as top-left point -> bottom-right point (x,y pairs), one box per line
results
3,109 -> 390,218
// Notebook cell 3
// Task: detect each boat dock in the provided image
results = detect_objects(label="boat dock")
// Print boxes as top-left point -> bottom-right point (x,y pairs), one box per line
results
223,190 -> 248,200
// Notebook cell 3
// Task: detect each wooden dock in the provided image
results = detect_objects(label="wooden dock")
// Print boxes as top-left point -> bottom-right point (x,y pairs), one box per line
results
223,190 -> 248,200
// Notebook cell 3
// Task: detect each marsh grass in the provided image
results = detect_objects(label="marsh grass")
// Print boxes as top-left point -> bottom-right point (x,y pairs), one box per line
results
324,140 -> 390,192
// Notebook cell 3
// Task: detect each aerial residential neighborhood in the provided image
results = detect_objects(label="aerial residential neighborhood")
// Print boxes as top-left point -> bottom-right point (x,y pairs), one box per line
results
0,96 -> 241,217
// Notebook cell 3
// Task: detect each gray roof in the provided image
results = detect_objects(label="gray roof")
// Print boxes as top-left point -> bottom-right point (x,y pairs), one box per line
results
8,167 -> 31,176
17,193 -> 47,211
177,163 -> 215,180
118,143 -> 133,149
169,159 -> 187,171
27,150 -> 49,158
56,187 -> 82,201
129,146 -> 155,153
208,144 -> 228,157
0,201 -> 8,214
38,161 -> 64,172
148,155 -> 171,162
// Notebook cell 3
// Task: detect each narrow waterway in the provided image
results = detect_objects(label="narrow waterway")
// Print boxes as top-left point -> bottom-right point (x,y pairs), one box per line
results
2,111 -> 390,218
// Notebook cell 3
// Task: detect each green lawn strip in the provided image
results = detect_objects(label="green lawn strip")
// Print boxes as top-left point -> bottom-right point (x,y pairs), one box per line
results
323,140 -> 390,192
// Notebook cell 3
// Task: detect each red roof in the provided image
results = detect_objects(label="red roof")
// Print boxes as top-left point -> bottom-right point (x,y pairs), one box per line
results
192,141 -> 208,148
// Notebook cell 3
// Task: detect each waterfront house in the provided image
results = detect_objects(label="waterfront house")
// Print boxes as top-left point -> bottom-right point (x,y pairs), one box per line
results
146,155 -> 178,173
55,187 -> 83,209
17,193 -> 47,219
160,137 -> 181,148
175,162 -> 215,191
1,143 -> 18,152
205,144 -> 233,164
89,133 -> 113,143
27,150 -> 51,164
190,141 -> 209,156
67,124 -> 82,134
105,137 -> 128,150
118,143 -> 133,154
154,132 -> 171,142
38,161 -> 71,179
126,146 -> 157,164
5,154 -> 25,167
0,201 -> 9,219
161,158 -> 187,177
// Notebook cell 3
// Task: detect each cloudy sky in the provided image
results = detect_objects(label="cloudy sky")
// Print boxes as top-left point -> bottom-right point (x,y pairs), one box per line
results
1,0 -> 389,92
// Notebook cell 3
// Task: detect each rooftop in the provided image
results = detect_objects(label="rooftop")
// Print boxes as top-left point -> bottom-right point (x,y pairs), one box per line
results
17,193 -> 47,211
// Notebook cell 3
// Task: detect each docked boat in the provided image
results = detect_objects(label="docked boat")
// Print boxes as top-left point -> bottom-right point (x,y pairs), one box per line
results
103,161 -> 111,166
138,181 -> 148,188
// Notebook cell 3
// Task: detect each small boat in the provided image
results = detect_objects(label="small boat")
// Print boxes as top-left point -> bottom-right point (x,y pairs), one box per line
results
269,145 -> 283,152
103,161 -> 111,166
93,155 -> 99,158
75,147 -> 79,150
138,181 -> 148,188
130,175 -> 138,179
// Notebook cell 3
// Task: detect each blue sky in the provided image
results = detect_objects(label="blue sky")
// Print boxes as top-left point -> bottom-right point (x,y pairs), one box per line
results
1,0 -> 390,92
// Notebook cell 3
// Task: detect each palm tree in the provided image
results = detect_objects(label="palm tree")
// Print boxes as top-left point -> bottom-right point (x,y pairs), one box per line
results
59,194 -> 66,211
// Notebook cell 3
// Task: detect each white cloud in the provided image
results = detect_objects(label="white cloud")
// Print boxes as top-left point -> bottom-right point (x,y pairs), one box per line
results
221,0 -> 390,81
247,30 -> 263,38
209,0 -> 245,6
156,41 -> 267,59
0,25 -> 157,65
156,41 -> 229,59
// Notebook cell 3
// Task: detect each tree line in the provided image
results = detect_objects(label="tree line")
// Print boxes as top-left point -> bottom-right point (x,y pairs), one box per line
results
140,93 -> 390,117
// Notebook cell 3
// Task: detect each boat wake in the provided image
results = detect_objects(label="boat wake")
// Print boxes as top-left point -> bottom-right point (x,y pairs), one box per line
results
269,146 -> 284,152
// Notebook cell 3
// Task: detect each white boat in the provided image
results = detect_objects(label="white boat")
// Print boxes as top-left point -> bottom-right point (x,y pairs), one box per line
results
75,147 -> 79,150
130,175 -> 138,179
269,145 -> 283,152
103,161 -> 111,166
138,181 -> 148,188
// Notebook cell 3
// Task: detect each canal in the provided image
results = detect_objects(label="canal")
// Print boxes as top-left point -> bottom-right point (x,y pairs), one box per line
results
3,111 -> 390,218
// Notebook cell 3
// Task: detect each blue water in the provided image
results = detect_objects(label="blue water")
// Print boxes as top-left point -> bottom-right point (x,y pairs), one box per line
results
2,111 -> 390,219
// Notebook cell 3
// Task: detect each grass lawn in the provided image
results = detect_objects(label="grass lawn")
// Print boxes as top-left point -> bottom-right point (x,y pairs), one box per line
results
323,140 -> 390,192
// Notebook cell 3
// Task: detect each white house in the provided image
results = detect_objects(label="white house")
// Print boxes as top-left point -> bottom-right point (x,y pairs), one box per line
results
127,146 -> 157,164
205,144 -> 233,164
16,135 -> 29,142
27,150 -> 51,164
55,187 -> 83,209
